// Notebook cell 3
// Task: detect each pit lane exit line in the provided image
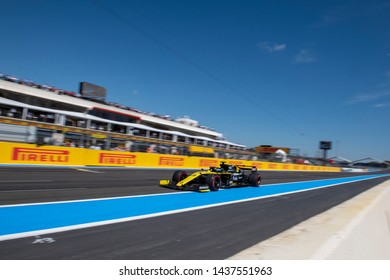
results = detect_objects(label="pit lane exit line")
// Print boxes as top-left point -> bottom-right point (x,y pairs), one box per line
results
0,174 -> 388,241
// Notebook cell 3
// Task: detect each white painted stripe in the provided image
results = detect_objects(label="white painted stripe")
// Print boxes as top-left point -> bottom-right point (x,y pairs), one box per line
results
74,168 -> 105,174
0,180 -> 53,183
0,189 -> 188,208
0,188 -> 84,193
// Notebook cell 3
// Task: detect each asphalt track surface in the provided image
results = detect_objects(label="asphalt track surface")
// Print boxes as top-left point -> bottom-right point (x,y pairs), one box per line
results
0,166 -> 389,259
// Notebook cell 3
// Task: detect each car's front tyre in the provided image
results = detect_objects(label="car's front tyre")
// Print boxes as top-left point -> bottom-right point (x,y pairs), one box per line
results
172,170 -> 188,184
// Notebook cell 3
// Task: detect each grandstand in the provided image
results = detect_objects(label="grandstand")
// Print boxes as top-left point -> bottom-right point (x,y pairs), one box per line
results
0,74 -> 254,160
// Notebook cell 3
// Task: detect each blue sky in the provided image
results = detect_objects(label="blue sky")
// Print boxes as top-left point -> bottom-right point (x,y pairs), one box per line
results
1,0 -> 389,161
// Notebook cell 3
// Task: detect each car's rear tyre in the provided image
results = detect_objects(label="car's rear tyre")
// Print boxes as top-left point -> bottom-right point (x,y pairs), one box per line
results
206,174 -> 221,191
172,170 -> 188,184
248,172 -> 261,186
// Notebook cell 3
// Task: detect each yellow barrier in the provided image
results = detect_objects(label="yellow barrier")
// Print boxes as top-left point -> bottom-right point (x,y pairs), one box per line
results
0,142 -> 341,172
188,145 -> 214,154
0,142 -> 86,166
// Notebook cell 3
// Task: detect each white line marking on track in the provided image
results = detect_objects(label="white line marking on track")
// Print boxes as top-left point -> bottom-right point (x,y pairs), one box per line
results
74,168 -> 105,174
0,188 -> 85,193
0,189 -> 187,208
0,180 -> 53,183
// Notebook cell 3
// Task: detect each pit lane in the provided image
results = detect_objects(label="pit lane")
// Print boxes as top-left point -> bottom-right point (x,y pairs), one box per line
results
0,167 -> 389,259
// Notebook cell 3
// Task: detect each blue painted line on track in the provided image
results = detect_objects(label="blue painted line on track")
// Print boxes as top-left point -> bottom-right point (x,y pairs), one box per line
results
0,174 -> 388,238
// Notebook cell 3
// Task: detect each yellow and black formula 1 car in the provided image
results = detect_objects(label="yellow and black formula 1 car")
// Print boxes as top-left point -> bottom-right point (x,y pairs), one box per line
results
159,162 -> 262,192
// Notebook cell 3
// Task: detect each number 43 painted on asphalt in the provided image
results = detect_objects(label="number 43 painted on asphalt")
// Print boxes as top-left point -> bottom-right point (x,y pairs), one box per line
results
32,236 -> 55,244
